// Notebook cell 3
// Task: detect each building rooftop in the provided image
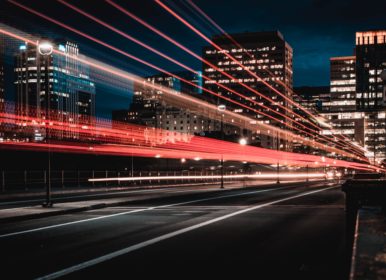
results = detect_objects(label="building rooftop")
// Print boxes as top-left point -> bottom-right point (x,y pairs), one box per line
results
211,30 -> 285,45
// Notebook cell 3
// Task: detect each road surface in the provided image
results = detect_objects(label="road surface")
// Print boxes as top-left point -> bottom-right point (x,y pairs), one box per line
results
0,181 -> 348,279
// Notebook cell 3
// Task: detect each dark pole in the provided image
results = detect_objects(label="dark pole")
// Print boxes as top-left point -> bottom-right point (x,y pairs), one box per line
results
220,111 -> 224,189
324,164 -> 327,181
306,164 -> 309,182
42,48 -> 52,208
131,152 -> 134,177
276,130 -> 280,184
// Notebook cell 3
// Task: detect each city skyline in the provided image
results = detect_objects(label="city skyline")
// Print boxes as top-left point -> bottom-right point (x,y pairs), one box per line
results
1,2 -> 386,279
0,2 -> 384,163
1,0 -> 385,89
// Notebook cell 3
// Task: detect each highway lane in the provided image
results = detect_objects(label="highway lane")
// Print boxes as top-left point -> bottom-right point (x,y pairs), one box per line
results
0,179 -> 310,209
0,181 -> 347,279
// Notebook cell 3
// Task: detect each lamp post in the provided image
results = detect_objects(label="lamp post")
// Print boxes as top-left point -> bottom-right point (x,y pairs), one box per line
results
276,130 -> 280,184
306,164 -> 309,182
218,104 -> 226,189
321,156 -> 327,181
239,137 -> 247,187
39,41 -> 53,208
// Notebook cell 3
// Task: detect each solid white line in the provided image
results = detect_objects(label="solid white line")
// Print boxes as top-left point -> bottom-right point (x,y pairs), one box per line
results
0,184 -> 300,239
36,186 -> 335,280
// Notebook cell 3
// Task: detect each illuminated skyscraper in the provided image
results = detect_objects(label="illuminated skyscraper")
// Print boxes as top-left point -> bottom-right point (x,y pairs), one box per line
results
0,36 -> 4,110
202,31 -> 293,149
14,40 -> 96,140
0,35 -> 4,140
356,31 -> 386,110
329,56 -> 356,112
321,31 -> 386,163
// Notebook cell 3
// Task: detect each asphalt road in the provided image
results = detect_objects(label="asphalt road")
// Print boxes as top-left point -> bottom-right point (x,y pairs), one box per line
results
0,181 -> 348,279
0,179 -> 316,209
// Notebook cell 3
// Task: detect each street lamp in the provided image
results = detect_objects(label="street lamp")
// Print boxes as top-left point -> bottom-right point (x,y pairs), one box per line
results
276,130 -> 280,184
218,104 -> 226,189
38,42 -> 53,56
40,41 -> 53,208
239,137 -> 247,187
321,156 -> 327,180
306,164 -> 309,182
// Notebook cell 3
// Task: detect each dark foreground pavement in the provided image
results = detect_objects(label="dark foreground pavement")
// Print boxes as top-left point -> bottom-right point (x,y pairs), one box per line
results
0,181 -> 348,280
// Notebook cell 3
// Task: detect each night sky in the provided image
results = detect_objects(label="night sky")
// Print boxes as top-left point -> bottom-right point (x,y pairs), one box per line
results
1,0 -> 385,117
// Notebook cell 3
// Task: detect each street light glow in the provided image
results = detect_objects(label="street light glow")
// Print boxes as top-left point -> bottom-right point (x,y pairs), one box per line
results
38,41 -> 53,55
239,138 -> 247,146
217,104 -> 226,112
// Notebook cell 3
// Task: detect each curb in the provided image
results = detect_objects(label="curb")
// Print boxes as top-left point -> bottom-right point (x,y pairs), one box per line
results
0,203 -> 107,224
349,207 -> 386,279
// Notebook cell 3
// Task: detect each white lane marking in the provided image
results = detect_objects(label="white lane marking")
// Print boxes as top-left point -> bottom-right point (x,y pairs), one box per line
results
36,186 -> 335,280
0,179 -> 313,207
0,184 -> 305,239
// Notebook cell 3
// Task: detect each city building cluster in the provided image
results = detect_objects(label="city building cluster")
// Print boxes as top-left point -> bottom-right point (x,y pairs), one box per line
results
0,29 -> 385,164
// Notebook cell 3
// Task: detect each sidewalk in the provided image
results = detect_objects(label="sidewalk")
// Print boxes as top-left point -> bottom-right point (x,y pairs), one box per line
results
0,179 -> 324,224
0,183 -> 229,223
350,207 -> 386,279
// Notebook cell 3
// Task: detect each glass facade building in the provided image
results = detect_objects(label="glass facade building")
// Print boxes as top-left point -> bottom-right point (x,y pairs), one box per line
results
14,41 -> 96,141
202,31 -> 293,150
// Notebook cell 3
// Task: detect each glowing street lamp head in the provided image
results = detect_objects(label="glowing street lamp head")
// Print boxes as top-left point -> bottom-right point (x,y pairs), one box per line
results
38,41 -> 53,56
217,104 -> 226,112
239,138 -> 247,146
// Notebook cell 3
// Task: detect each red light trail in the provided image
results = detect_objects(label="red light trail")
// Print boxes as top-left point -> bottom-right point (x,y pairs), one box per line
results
104,0 -> 365,158
8,0 -> 364,159
6,0 -> 351,156
155,0 -> 364,154
0,104 -> 381,174
56,0 -> 325,137
183,0 -> 359,150
0,24 -> 368,162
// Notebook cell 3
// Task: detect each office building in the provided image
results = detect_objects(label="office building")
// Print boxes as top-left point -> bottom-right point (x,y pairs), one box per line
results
356,31 -> 386,110
202,31 -> 293,149
319,30 -> 386,163
329,56 -> 356,112
355,31 -> 386,162
14,40 -> 96,140
0,36 -> 4,140
294,86 -> 329,112
0,35 -> 4,112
